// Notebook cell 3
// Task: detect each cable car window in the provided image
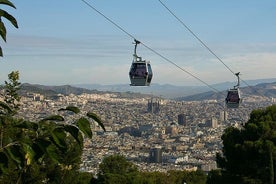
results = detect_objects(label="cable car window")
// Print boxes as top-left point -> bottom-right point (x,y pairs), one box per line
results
130,63 -> 147,78
147,64 -> 152,74
226,90 -> 239,103
147,63 -> 153,83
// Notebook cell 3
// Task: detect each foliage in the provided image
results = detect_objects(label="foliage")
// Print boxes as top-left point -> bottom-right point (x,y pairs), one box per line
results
137,170 -> 206,184
95,154 -> 206,184
1,71 -> 21,114
97,154 -> 138,183
213,105 -> 276,184
99,155 -> 138,176
0,71 -> 105,183
0,0 -> 19,57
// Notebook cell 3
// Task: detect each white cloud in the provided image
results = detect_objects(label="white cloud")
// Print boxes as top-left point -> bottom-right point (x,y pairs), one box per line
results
1,34 -> 276,86
223,52 -> 276,80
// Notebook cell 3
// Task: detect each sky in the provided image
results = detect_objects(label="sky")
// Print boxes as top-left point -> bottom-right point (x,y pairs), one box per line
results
1,0 -> 276,87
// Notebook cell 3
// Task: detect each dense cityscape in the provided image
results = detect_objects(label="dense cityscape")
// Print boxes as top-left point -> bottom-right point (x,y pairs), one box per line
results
15,90 -> 274,177
1,0 -> 275,183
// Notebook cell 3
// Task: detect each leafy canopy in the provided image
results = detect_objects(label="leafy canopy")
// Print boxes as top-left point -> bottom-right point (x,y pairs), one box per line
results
0,0 -> 19,57
0,71 -> 105,183
215,105 -> 276,184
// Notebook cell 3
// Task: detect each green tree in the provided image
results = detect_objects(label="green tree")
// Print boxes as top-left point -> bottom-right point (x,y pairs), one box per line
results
0,0 -> 19,57
0,71 -> 105,183
96,154 -> 207,184
99,155 -> 138,176
3,70 -> 21,112
207,169 -> 244,184
0,71 -> 21,153
97,154 -> 139,184
214,105 -> 276,184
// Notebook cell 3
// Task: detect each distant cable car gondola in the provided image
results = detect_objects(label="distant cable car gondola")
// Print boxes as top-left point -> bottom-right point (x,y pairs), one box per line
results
225,72 -> 242,108
129,39 -> 153,86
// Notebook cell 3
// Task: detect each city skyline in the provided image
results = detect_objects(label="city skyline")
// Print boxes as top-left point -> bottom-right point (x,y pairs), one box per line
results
15,85 -> 272,175
1,0 -> 276,86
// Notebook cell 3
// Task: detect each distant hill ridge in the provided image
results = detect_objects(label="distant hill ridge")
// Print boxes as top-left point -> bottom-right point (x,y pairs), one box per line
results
18,83 -> 151,99
20,83 -> 99,96
177,81 -> 276,101
74,78 -> 276,99
1,79 -> 275,100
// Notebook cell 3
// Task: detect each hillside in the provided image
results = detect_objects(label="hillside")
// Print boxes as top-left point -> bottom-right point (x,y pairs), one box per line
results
20,83 -> 99,96
1,80 -> 275,101
75,78 -> 276,99
17,83 -> 152,99
176,82 -> 276,101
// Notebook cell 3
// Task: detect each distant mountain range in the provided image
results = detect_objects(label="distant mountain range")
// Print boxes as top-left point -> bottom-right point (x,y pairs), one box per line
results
74,83 -> 208,99
18,83 -> 151,99
176,81 -> 276,101
74,78 -> 276,99
1,78 -> 275,101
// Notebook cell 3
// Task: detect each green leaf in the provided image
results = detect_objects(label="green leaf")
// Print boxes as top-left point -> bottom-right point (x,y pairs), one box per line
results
5,145 -> 22,167
42,115 -> 64,122
33,138 -> 51,161
0,0 -> 17,9
0,101 -> 13,114
15,120 -> 38,131
58,106 -> 80,114
46,144 -> 61,164
87,112 -> 106,131
51,128 -> 66,149
0,9 -> 18,28
22,143 -> 35,165
0,21 -> 6,42
0,152 -> 8,172
64,125 -> 81,145
76,117 -> 92,138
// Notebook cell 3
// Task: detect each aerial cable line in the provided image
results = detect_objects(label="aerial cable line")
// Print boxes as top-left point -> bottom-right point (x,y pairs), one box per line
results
158,0 -> 268,99
80,0 -> 222,93
80,0 -> 136,40
141,42 -> 220,93
158,0 -> 236,75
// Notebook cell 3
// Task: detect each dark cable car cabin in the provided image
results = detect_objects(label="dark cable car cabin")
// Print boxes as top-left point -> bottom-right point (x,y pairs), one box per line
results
129,39 -> 153,86
225,72 -> 242,108
225,88 -> 241,108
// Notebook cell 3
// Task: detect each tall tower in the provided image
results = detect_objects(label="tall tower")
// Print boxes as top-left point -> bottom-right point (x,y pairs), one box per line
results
178,114 -> 188,126
149,147 -> 162,163
147,98 -> 160,114
211,117 -> 218,128
220,111 -> 228,122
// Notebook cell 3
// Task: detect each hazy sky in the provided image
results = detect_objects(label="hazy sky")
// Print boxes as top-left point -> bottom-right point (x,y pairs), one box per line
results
1,0 -> 276,87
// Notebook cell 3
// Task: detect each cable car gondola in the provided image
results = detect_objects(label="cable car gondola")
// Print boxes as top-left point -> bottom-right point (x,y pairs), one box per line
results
225,72 -> 242,108
129,39 -> 153,86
